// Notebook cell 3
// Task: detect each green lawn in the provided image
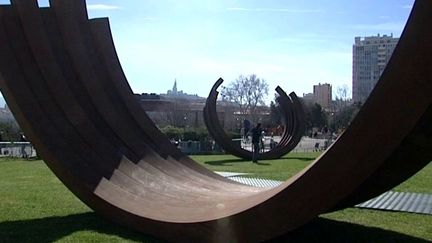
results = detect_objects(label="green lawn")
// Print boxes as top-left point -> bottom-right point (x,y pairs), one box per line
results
0,154 -> 431,242
191,152 -> 320,181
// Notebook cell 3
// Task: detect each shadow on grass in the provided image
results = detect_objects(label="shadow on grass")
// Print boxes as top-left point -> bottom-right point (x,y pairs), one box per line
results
204,158 -> 249,166
269,217 -> 428,243
0,212 -> 162,243
0,213 -> 428,243
285,156 -> 317,161
205,158 -> 270,166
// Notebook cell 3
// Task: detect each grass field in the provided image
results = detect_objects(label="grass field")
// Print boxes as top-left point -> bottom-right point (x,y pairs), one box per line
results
0,154 -> 431,242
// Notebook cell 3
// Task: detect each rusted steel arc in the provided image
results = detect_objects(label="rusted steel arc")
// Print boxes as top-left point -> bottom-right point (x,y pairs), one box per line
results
333,105 -> 432,211
12,0 -> 221,192
0,0 -> 431,242
270,88 -> 294,148
272,87 -> 306,155
330,15 -> 432,210
46,0 -> 218,183
203,78 -> 305,160
203,79 -> 247,157
66,0 -> 242,186
88,19 -> 237,183
0,2 -> 104,196
327,0 -> 432,210
9,0 -> 250,196
203,79 -> 255,159
274,87 -> 298,146
6,0 -> 258,222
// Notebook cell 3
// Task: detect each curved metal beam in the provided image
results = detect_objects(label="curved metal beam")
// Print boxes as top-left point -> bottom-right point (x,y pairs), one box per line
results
0,0 -> 431,242
203,78 -> 306,160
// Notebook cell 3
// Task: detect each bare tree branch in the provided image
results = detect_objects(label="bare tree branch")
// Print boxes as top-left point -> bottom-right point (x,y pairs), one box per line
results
221,74 -> 269,122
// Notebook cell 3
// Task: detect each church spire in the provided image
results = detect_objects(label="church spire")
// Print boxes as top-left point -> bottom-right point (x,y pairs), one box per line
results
173,79 -> 178,93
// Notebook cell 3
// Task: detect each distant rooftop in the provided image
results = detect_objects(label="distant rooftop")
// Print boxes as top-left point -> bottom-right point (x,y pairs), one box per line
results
354,33 -> 399,45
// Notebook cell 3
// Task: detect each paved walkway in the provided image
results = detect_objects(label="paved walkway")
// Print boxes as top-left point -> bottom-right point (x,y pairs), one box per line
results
239,136 -> 334,153
357,191 -> 432,215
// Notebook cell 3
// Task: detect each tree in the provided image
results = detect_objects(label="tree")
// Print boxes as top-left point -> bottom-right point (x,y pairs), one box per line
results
0,120 -> 21,141
329,103 -> 361,133
310,103 -> 327,128
269,101 -> 282,126
336,84 -> 350,101
221,74 -> 269,122
160,126 -> 184,140
303,102 -> 328,134
335,84 -> 351,110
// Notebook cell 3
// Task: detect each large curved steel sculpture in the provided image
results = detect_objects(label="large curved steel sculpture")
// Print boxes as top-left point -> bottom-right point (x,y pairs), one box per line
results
0,0 -> 431,242
203,78 -> 305,160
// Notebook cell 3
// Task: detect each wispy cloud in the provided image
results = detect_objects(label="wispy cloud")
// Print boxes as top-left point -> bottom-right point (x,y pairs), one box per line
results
276,37 -> 327,43
227,8 -> 325,14
379,15 -> 391,19
87,4 -> 121,11
352,22 -> 405,31
140,17 -> 158,22
272,33 -> 345,46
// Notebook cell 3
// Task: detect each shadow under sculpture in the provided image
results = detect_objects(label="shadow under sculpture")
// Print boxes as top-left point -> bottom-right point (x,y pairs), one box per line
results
0,0 -> 431,242
203,78 -> 306,161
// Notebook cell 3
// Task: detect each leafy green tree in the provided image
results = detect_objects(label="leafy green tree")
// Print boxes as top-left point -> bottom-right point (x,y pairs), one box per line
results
311,103 -> 328,128
160,126 -> 211,141
303,102 -> 328,134
183,127 -> 209,141
160,126 -> 184,140
329,103 -> 361,132
0,120 -> 21,141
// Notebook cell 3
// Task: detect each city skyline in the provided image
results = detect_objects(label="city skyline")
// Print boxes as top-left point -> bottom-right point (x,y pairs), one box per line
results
0,0 -> 415,105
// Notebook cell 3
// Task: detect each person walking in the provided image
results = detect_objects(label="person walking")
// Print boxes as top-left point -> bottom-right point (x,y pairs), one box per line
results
251,123 -> 263,163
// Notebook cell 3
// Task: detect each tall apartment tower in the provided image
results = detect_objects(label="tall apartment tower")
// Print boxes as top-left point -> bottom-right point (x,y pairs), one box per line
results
352,34 -> 399,103
313,83 -> 332,109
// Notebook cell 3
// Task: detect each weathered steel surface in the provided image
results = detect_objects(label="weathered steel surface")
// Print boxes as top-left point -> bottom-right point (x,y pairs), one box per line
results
203,78 -> 306,160
0,0 -> 431,242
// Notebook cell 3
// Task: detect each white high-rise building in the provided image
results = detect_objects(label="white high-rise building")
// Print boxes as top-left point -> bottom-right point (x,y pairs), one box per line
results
352,34 -> 399,103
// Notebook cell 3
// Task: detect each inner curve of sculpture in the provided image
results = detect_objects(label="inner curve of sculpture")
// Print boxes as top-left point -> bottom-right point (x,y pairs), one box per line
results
203,78 -> 305,160
0,0 -> 431,242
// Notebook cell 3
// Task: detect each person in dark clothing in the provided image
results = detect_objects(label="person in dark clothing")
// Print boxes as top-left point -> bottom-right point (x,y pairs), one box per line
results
251,123 -> 263,163
20,133 -> 27,158
243,119 -> 251,142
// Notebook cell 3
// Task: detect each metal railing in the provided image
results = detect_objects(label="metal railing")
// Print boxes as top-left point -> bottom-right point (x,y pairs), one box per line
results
0,142 -> 37,158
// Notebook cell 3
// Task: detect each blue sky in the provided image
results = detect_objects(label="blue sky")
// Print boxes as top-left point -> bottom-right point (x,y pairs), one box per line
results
1,0 -> 415,105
